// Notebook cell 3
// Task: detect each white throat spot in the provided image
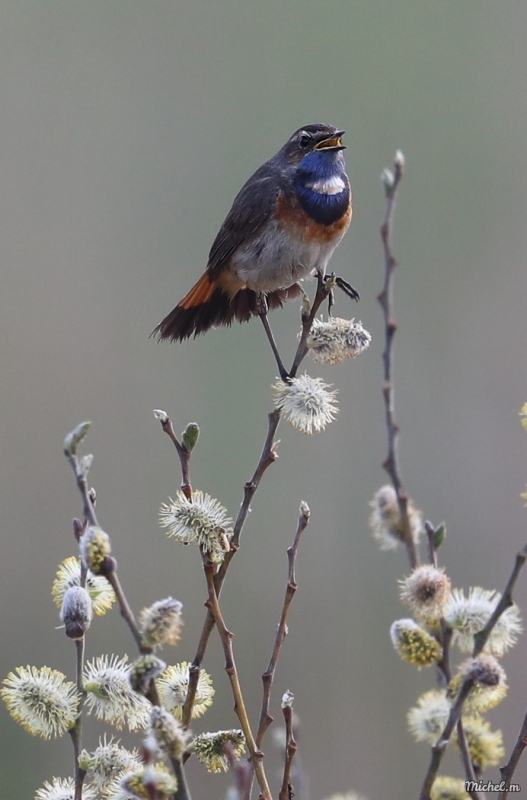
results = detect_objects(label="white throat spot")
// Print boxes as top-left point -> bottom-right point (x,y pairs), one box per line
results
306,175 -> 346,195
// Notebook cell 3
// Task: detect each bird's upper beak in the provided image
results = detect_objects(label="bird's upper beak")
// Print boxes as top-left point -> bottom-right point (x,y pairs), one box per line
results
314,130 -> 346,151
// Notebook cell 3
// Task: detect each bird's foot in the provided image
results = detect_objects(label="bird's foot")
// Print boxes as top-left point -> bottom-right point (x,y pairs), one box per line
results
335,276 -> 360,302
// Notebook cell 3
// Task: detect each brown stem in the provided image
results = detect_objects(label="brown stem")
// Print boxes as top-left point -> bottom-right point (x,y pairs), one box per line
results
181,410 -> 281,729
455,718 -> 479,793
279,703 -> 297,800
377,156 -> 419,569
256,506 -> 310,750
498,705 -> 527,799
69,637 -> 87,800
64,452 -> 99,528
157,414 -> 193,498
289,271 -> 332,379
171,756 -> 192,800
106,571 -> 145,653
203,560 -> 272,800
418,678 -> 485,800
418,541 -> 527,799
473,543 -> 527,656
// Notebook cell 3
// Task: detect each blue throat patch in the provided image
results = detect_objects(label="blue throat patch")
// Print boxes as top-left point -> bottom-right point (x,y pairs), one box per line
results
294,150 -> 349,226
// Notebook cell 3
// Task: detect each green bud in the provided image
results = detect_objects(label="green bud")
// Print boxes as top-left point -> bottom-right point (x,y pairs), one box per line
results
64,421 -> 91,456
182,423 -> 200,453
433,522 -> 447,550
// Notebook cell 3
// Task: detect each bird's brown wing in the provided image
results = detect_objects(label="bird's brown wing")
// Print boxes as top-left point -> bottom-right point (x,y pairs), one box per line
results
206,162 -> 282,281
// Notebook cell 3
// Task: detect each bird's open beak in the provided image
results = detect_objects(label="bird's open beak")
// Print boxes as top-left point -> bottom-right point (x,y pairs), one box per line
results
314,130 -> 346,151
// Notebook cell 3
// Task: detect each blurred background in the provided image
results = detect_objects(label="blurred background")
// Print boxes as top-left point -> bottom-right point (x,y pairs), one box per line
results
1,2 -> 527,797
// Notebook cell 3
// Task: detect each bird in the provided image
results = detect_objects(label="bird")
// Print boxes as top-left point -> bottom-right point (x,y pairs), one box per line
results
152,123 -> 356,344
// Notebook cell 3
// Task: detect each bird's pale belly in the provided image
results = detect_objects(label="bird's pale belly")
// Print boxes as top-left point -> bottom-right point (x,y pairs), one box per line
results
231,219 -> 341,293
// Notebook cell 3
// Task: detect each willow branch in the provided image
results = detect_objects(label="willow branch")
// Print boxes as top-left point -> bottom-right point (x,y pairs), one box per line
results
473,542 -> 527,656
498,705 -> 527,799
156,411 -> 193,498
418,542 -> 527,798
106,571 -> 145,653
203,560 -> 272,800
418,678 -> 477,800
64,452 -> 99,529
377,153 -> 419,569
171,756 -> 192,800
256,504 -> 310,750
69,637 -> 87,800
279,700 -> 297,800
289,271 -> 332,379
181,409 -> 281,729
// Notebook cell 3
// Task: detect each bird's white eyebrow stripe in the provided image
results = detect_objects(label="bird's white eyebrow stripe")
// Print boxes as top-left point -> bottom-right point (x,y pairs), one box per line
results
305,175 -> 346,195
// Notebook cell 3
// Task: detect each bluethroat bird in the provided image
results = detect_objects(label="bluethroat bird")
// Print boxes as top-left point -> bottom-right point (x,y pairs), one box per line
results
152,123 -> 357,347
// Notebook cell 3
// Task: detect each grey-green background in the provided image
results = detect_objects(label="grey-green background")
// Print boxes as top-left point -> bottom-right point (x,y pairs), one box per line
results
2,3 -> 527,798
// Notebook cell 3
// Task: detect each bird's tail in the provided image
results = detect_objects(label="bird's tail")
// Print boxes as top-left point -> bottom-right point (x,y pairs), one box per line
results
152,272 -> 302,342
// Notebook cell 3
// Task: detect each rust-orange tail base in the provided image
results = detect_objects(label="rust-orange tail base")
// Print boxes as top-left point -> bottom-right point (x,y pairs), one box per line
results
152,273 -> 302,342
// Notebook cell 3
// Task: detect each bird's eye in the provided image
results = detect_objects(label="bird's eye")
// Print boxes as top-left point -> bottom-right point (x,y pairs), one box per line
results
299,133 -> 311,149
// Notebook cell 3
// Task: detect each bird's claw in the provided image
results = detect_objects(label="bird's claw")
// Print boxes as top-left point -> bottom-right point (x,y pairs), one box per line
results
335,276 -> 360,302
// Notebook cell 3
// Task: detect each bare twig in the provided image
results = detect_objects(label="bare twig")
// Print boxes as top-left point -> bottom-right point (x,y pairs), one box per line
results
181,409 -> 281,729
473,543 -> 527,656
377,153 -> 419,570
224,740 -> 254,800
106,571 -> 145,654
172,756 -> 192,800
289,271 -> 333,379
68,637 -> 87,800
203,560 -> 272,800
418,678 -> 478,800
64,452 -> 99,529
279,697 -> 297,800
156,412 -> 193,498
256,504 -> 310,750
498,705 -> 527,799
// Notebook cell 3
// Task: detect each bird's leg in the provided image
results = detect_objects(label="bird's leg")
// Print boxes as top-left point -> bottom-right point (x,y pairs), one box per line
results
327,287 -> 335,316
257,294 -> 289,381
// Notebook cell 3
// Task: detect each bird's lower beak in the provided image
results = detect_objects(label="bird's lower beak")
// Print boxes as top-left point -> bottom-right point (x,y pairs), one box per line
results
314,130 -> 346,151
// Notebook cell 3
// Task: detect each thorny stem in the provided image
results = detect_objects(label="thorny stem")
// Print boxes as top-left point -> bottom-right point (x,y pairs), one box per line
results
203,560 -> 272,800
377,155 -> 419,569
181,410 -> 281,730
